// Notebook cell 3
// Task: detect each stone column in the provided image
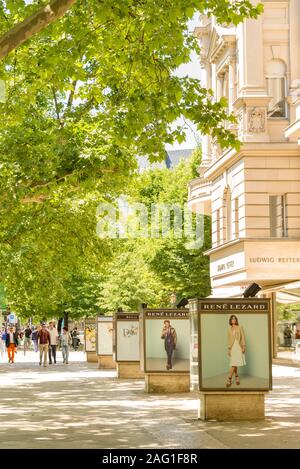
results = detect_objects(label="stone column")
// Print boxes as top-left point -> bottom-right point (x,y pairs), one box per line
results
200,60 -> 211,165
216,74 -> 224,101
238,10 -> 265,94
288,0 -> 300,124
228,57 -> 237,112
289,0 -> 300,86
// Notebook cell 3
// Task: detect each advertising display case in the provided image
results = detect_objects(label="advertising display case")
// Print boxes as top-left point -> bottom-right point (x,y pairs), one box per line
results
96,316 -> 115,369
84,318 -> 97,363
97,316 -> 113,356
115,312 -> 140,362
114,312 -> 144,378
189,298 -> 272,420
140,308 -> 190,393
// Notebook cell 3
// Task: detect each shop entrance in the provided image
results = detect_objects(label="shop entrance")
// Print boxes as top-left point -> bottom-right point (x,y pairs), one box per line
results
275,287 -> 300,362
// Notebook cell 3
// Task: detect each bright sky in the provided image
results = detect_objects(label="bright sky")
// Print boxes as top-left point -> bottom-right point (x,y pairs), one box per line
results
165,16 -> 201,151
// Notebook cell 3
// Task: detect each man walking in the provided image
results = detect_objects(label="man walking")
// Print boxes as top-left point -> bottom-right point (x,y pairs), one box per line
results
23,325 -> 32,355
37,323 -> 50,367
161,320 -> 177,370
5,326 -> 19,364
48,322 -> 58,364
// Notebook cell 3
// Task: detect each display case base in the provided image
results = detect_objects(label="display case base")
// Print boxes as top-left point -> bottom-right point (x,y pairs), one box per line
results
98,354 -> 116,369
86,351 -> 98,363
199,392 -> 266,420
145,373 -> 190,393
117,361 -> 144,379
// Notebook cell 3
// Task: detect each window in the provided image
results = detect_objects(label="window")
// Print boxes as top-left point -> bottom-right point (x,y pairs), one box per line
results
267,77 -> 286,117
266,59 -> 287,118
216,209 -> 220,245
223,188 -> 232,242
269,195 -> 287,237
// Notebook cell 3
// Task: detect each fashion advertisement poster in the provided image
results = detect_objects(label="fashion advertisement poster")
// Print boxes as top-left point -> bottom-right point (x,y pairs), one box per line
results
116,315 -> 140,362
84,319 -> 96,352
196,299 -> 272,391
143,310 -> 190,373
97,317 -> 113,356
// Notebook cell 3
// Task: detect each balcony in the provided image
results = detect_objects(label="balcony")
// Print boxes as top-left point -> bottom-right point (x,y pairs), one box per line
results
187,177 -> 212,215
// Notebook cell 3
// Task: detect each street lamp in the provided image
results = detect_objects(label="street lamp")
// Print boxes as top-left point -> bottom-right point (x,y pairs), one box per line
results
170,292 -> 177,307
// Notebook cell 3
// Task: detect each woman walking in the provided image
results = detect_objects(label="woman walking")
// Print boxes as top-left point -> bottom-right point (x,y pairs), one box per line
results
60,327 -> 71,364
226,315 -> 246,387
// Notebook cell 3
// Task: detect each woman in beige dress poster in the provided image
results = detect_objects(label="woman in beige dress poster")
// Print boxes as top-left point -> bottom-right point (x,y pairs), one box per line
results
226,315 -> 246,387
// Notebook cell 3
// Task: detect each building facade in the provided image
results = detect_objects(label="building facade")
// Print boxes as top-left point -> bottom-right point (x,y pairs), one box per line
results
188,1 -> 300,352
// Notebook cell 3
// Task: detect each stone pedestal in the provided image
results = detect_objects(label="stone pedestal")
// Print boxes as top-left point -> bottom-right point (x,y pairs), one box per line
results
86,351 -> 98,363
98,354 -> 116,369
199,392 -> 266,421
117,362 -> 144,379
145,373 -> 190,393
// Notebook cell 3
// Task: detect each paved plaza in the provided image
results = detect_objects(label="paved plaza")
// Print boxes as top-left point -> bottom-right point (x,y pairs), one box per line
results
0,351 -> 299,449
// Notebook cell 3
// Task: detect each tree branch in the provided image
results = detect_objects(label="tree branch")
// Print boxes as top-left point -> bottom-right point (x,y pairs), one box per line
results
66,80 -> 77,111
20,166 -> 118,203
74,96 -> 95,120
52,86 -> 60,121
0,0 -> 77,61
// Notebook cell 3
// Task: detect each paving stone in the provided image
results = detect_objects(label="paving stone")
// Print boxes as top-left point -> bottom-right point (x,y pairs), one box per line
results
0,352 -> 298,448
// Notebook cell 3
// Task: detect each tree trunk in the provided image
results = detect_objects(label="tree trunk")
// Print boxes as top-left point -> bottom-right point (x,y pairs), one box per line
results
57,317 -> 63,334
63,311 -> 69,329
0,0 -> 77,61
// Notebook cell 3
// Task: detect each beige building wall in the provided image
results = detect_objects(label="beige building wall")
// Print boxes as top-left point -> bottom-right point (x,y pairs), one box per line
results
189,0 -> 300,291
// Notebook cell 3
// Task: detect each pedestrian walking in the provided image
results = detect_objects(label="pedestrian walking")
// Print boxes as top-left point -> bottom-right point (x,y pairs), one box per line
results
18,330 -> 24,350
0,326 -> 6,358
5,326 -> 19,364
71,327 -> 80,350
60,327 -> 72,364
23,325 -> 32,355
37,323 -> 50,367
48,321 -> 58,364
31,326 -> 39,352
284,325 -> 292,347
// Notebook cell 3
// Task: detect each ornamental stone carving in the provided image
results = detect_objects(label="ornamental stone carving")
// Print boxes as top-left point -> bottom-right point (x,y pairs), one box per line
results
247,108 -> 266,133
237,111 -> 244,138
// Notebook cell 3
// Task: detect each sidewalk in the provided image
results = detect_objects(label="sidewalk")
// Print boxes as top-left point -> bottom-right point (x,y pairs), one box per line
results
0,351 -> 299,449
273,349 -> 300,367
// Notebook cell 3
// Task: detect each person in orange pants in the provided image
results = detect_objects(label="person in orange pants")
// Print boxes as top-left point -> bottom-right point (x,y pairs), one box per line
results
5,326 -> 19,363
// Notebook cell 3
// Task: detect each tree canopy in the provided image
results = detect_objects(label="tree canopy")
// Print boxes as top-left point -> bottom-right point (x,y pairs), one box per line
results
0,0 -> 263,320
97,148 -> 211,313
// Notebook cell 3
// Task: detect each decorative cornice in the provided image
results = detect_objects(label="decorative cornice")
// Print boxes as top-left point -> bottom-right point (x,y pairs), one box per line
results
203,143 -> 300,180
233,95 -> 272,110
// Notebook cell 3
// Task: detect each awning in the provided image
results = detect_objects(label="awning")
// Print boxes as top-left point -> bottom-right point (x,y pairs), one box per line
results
209,282 -> 300,304
276,289 -> 300,304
